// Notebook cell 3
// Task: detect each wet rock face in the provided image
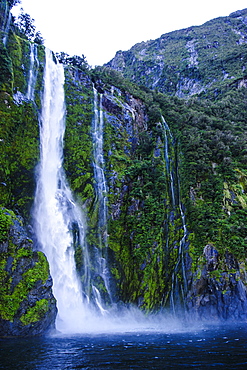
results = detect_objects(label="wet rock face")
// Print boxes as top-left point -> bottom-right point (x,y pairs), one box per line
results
187,244 -> 247,321
204,244 -> 219,271
0,211 -> 57,337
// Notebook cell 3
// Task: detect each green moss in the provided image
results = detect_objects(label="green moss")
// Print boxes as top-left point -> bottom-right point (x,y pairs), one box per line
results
63,67 -> 94,206
0,208 -> 50,323
0,250 -> 49,321
20,299 -> 49,325
0,207 -> 15,242
0,96 -> 39,217
0,32 -> 45,218
0,43 -> 13,93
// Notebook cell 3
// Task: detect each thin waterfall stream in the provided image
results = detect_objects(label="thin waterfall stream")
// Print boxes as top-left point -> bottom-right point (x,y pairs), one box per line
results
162,117 -> 188,314
1,1 -> 11,46
26,43 -> 39,101
92,87 -> 112,305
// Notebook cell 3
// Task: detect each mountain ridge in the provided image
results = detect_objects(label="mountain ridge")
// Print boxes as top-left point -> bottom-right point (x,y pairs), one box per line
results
106,8 -> 247,98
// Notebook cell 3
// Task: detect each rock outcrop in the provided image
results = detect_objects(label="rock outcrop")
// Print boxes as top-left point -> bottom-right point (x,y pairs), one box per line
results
187,244 -> 247,321
0,208 -> 57,336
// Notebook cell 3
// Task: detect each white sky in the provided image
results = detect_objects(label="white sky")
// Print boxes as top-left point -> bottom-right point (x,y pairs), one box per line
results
12,0 -> 247,67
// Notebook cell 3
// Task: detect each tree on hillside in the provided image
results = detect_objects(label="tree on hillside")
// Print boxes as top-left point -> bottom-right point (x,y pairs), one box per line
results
13,8 -> 44,44
16,10 -> 35,39
7,0 -> 21,8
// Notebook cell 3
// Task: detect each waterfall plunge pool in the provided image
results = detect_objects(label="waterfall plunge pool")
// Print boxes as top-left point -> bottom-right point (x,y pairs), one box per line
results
1,322 -> 247,369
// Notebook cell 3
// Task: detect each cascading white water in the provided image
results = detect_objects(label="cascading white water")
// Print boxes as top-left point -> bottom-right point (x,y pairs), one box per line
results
26,43 -> 39,101
34,48 -> 88,333
92,87 -> 112,302
92,88 -> 108,238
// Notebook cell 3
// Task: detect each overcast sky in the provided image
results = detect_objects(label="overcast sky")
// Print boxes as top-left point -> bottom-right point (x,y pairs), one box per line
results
12,0 -> 247,67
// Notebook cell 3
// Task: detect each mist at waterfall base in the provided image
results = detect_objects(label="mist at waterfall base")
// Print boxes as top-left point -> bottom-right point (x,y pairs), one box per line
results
1,324 -> 247,369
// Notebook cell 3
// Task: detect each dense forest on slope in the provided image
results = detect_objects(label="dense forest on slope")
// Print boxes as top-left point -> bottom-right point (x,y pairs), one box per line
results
1,1 -> 247,336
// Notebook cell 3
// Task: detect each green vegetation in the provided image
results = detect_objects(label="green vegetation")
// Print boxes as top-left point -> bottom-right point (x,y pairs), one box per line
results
0,207 -> 15,242
63,67 -> 94,204
92,63 -> 247,308
0,250 -> 48,322
0,19 -> 45,219
0,95 -> 39,218
0,208 -> 50,323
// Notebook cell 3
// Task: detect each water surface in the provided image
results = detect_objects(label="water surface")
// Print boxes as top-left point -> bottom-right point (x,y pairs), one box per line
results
1,323 -> 247,369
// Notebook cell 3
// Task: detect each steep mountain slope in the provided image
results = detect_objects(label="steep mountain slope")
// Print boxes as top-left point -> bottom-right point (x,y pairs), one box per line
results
106,8 -> 247,98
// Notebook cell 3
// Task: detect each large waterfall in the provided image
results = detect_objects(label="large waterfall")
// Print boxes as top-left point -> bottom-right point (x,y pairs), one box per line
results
33,48 -> 88,333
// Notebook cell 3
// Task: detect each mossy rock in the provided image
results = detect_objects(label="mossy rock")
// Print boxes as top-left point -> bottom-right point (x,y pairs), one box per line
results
0,208 -> 57,336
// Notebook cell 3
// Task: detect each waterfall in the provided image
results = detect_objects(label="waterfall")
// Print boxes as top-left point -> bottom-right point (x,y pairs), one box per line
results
162,117 -> 188,314
1,1 -> 11,46
162,117 -> 176,206
92,88 -> 108,242
32,50 -> 185,333
92,87 -> 112,303
33,48 -> 87,333
26,43 -> 39,101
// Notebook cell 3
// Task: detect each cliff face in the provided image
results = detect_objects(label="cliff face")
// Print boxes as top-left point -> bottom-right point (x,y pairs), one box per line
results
68,68 -> 247,317
106,8 -> 247,98
1,2 -> 247,334
63,70 -> 179,310
105,8 -> 247,318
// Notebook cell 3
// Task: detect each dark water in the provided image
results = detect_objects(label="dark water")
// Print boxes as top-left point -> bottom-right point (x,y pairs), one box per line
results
1,324 -> 247,369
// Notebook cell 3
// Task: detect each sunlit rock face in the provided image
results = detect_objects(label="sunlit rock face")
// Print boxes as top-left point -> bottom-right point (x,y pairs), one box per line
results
0,210 -> 57,337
